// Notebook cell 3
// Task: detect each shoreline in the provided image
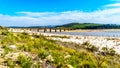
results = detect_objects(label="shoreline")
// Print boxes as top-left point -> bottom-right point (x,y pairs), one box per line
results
9,29 -> 120,54
41,32 -> 120,38
41,32 -> 120,54
65,29 -> 120,32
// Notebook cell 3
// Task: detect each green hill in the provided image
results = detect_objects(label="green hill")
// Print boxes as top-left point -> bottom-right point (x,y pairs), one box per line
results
58,23 -> 120,29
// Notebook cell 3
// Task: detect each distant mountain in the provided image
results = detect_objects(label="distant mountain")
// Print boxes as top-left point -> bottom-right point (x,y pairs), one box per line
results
9,25 -> 56,28
8,23 -> 120,29
57,23 -> 120,29
57,23 -> 80,27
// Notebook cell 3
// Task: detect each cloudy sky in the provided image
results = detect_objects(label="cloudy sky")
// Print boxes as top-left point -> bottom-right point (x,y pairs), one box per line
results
0,0 -> 120,26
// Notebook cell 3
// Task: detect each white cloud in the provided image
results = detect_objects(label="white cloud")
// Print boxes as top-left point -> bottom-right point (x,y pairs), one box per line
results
17,12 -> 57,17
105,3 -> 120,8
0,14 -> 41,26
0,7 -> 120,26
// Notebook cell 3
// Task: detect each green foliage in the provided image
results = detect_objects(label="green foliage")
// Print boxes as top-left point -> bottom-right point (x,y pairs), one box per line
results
72,23 -> 102,29
18,45 -> 32,52
109,48 -> 116,56
50,35 -> 70,39
94,55 -> 106,68
82,41 -> 98,52
0,29 -> 120,68
78,61 -> 96,68
32,61 -> 41,68
37,48 -> 48,59
1,45 -> 13,57
17,55 -> 33,68
1,32 -> 19,45
51,50 -> 64,66
58,23 -> 120,29
1,31 -> 10,35
102,47 -> 116,56
59,23 -> 103,29
5,58 -> 15,68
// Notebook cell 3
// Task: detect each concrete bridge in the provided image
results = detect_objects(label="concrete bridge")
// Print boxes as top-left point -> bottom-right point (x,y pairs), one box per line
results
9,28 -> 72,33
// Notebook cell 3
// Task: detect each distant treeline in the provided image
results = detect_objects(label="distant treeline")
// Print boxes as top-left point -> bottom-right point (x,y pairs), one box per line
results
9,25 -> 56,28
8,23 -> 120,29
57,23 -> 120,29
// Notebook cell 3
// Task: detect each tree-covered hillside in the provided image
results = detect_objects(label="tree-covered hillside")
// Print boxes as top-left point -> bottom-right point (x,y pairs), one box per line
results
58,23 -> 120,29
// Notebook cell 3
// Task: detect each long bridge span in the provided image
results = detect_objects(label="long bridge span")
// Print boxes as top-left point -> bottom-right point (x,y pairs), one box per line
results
9,28 -> 73,33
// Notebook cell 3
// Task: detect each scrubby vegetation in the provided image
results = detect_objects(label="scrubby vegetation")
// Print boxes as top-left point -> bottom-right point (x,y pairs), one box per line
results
48,35 -> 70,39
0,28 -> 120,68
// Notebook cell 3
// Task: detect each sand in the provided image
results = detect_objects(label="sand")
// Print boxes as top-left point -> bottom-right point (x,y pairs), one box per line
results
9,28 -> 120,54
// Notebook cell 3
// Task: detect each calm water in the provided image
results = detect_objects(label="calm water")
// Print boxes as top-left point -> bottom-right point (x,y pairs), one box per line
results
45,30 -> 120,37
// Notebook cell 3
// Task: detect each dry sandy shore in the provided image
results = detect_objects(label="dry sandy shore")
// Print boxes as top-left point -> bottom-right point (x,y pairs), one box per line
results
10,29 -> 120,54
41,33 -> 120,54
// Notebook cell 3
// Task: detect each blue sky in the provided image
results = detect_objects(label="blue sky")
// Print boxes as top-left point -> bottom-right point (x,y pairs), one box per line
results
0,0 -> 120,26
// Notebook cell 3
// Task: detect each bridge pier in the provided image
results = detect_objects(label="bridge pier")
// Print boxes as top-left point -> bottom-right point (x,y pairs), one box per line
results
37,29 -> 39,32
50,28 -> 52,32
64,29 -> 66,31
55,29 -> 57,32
44,28 -> 47,32
59,28 -> 61,32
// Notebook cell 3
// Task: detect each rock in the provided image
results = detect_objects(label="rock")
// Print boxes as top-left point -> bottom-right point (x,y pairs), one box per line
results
39,60 -> 43,63
64,55 -> 71,59
31,37 -> 34,40
0,49 -> 4,56
46,55 -> 54,62
66,64 -> 74,68
0,65 -> 8,68
9,45 -> 17,49
0,58 -> 5,63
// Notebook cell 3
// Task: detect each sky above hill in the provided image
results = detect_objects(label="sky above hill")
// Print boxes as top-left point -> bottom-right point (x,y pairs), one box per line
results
0,0 -> 120,26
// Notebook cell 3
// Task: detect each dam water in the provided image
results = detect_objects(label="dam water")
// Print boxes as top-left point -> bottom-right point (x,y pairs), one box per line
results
45,30 -> 120,37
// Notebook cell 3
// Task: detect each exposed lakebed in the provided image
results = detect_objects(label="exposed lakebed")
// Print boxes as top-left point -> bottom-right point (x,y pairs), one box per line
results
46,30 -> 120,37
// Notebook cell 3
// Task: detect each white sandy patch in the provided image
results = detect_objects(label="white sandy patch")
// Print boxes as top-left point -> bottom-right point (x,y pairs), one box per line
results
42,33 -> 120,54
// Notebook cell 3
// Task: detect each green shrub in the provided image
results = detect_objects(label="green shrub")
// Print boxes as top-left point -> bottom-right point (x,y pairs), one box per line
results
1,31 -> 9,35
82,41 -> 98,52
1,33 -> 18,45
17,55 -> 33,68
5,58 -> 15,68
1,45 -> 13,57
109,48 -> 116,56
101,47 -> 116,56
21,32 -> 29,36
51,50 -> 64,66
94,55 -> 107,68
32,61 -> 41,68
78,61 -> 96,68
37,49 -> 48,59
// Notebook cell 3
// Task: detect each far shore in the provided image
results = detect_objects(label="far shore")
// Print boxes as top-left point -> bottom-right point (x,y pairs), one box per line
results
66,29 -> 120,32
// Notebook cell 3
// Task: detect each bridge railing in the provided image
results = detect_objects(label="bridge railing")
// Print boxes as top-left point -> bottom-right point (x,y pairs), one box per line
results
9,27 -> 73,33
